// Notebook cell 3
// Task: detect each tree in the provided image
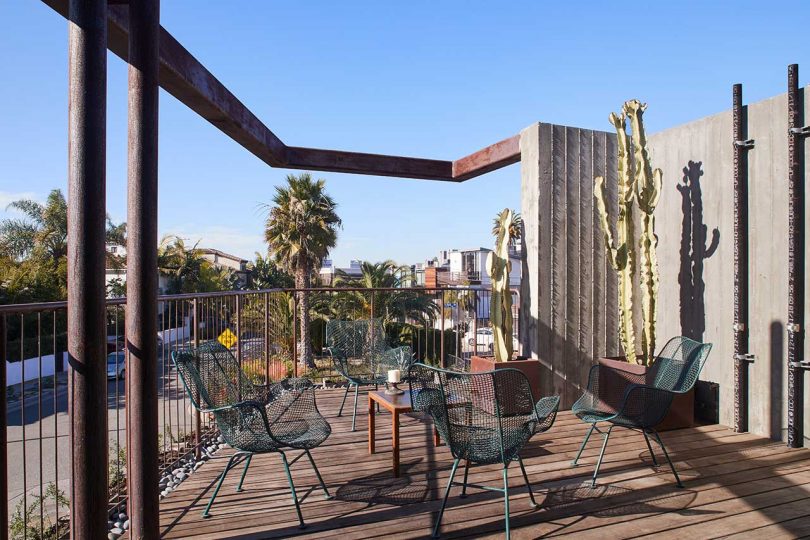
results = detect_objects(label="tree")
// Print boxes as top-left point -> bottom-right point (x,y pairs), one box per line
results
157,235 -> 234,294
264,173 -> 341,367
0,189 -> 68,261
331,260 -> 439,325
249,252 -> 294,289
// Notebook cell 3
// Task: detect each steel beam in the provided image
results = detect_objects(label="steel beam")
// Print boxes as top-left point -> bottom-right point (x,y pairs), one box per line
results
453,135 -> 521,181
787,64 -> 806,448
41,0 -> 516,182
284,146 -> 453,181
67,0 -> 109,537
125,0 -> 161,536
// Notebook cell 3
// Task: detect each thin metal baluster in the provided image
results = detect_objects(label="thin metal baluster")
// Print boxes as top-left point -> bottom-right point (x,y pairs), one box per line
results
37,312 -> 43,536
115,305 -> 121,504
20,314 -> 27,540
53,311 -> 59,531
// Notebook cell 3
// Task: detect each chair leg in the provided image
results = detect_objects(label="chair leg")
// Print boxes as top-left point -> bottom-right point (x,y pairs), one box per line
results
202,452 -> 248,518
460,460 -> 470,498
305,449 -> 333,499
432,457 -> 461,539
337,384 -> 350,417
591,425 -> 613,488
571,423 -> 596,467
517,455 -> 538,508
235,453 -> 253,492
351,384 -> 359,432
280,451 -> 306,529
642,430 -> 659,467
502,462 -> 511,540
650,430 -> 683,488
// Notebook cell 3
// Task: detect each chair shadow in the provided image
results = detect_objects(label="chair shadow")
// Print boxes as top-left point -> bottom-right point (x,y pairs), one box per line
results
334,459 -> 431,507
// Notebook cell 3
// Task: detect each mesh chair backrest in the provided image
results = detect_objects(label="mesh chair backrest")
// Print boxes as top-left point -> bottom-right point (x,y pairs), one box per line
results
409,363 -> 536,463
172,340 -> 249,410
649,336 -> 713,393
325,319 -> 371,358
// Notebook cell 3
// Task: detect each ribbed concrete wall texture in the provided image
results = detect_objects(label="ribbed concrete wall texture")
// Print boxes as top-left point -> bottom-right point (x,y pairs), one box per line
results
520,88 -> 810,440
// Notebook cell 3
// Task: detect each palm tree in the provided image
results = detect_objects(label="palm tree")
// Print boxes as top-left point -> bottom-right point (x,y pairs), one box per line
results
264,173 -> 341,368
332,260 -> 439,325
0,189 -> 68,261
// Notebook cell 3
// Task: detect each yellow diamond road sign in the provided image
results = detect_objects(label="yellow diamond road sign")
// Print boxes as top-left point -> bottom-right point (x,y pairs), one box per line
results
218,328 -> 238,349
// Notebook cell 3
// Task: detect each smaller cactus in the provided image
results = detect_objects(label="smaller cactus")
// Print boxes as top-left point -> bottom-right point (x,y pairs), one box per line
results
486,209 -> 521,362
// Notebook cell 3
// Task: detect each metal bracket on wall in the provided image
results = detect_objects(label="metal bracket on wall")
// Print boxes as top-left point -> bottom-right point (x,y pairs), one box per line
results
734,139 -> 756,149
733,322 -> 746,332
789,126 -> 810,137
735,353 -> 756,363
787,323 -> 802,333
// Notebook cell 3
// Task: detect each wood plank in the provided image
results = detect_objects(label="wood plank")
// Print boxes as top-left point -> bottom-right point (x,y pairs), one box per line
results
564,127 -> 581,408
150,389 -> 810,540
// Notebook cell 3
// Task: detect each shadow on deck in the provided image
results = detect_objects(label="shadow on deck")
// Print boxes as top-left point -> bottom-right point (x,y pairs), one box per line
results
156,388 -> 810,539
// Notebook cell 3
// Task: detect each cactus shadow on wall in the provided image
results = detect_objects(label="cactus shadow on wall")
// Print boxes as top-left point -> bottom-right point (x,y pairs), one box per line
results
677,160 -> 719,342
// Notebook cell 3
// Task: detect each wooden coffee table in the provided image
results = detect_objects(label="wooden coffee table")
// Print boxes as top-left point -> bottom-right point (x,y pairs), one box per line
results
368,390 -> 441,477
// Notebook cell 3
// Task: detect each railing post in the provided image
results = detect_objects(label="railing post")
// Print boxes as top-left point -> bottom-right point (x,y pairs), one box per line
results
0,315 -> 7,540
264,292 -> 270,385
440,289 -> 446,368
193,298 -> 201,460
236,294 -> 242,366
67,0 -> 109,537
125,0 -> 161,537
292,293 -> 298,377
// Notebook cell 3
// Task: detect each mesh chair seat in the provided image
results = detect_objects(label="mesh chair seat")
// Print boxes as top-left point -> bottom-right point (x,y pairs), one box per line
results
409,363 -> 560,538
571,336 -> 713,488
171,341 -> 332,526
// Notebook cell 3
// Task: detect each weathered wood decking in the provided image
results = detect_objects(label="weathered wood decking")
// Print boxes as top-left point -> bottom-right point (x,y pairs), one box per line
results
157,388 -> 810,539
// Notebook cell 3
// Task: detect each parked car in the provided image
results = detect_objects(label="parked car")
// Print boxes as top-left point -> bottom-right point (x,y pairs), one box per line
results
465,327 -> 519,352
107,351 -> 126,379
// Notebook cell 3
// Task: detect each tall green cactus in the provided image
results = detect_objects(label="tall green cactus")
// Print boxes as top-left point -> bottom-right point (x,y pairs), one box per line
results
594,100 -> 662,365
486,209 -> 521,362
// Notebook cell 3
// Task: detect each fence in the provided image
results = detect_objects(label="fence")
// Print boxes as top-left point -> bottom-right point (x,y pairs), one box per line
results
0,286 -> 518,538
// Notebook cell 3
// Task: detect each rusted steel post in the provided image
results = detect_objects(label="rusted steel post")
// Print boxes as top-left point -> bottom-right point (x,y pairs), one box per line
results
193,298 -> 201,459
787,64 -> 807,448
0,315 -> 7,540
733,83 -> 755,433
125,0 -> 161,535
67,0 -> 109,537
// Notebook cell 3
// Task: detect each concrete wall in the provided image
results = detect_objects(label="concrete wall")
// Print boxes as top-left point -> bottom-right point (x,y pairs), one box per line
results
520,123 -> 620,407
647,87 -> 810,442
519,88 -> 810,440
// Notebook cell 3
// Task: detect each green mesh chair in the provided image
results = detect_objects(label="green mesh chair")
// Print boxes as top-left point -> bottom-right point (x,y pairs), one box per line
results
325,318 -> 414,430
409,363 -> 560,539
171,341 -> 332,528
571,336 -> 713,488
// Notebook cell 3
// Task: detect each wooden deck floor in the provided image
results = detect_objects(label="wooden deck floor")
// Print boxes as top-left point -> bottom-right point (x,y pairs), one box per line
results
157,388 -> 810,539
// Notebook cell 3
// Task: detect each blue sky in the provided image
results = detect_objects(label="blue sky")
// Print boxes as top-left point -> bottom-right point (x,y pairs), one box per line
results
1,1 -> 808,266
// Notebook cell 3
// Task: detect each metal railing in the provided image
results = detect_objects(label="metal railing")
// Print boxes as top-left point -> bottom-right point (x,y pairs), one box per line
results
0,285 -> 518,538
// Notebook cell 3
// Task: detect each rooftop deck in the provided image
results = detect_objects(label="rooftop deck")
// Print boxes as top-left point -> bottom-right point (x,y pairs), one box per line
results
157,388 -> 810,539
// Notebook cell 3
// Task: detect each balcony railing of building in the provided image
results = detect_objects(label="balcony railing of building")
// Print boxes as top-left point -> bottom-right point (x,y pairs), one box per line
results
0,286 -> 518,538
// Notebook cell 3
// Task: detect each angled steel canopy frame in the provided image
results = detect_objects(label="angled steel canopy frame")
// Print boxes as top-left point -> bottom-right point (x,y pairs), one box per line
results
44,0 -> 521,182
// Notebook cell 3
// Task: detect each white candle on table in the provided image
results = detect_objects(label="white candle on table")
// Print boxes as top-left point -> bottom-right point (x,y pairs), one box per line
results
388,369 -> 401,383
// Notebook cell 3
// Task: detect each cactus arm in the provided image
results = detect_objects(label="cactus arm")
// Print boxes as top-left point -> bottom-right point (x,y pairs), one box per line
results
488,209 -> 517,362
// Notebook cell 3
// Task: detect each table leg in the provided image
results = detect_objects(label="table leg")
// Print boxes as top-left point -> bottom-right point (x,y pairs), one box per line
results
368,395 -> 375,454
392,411 -> 400,477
